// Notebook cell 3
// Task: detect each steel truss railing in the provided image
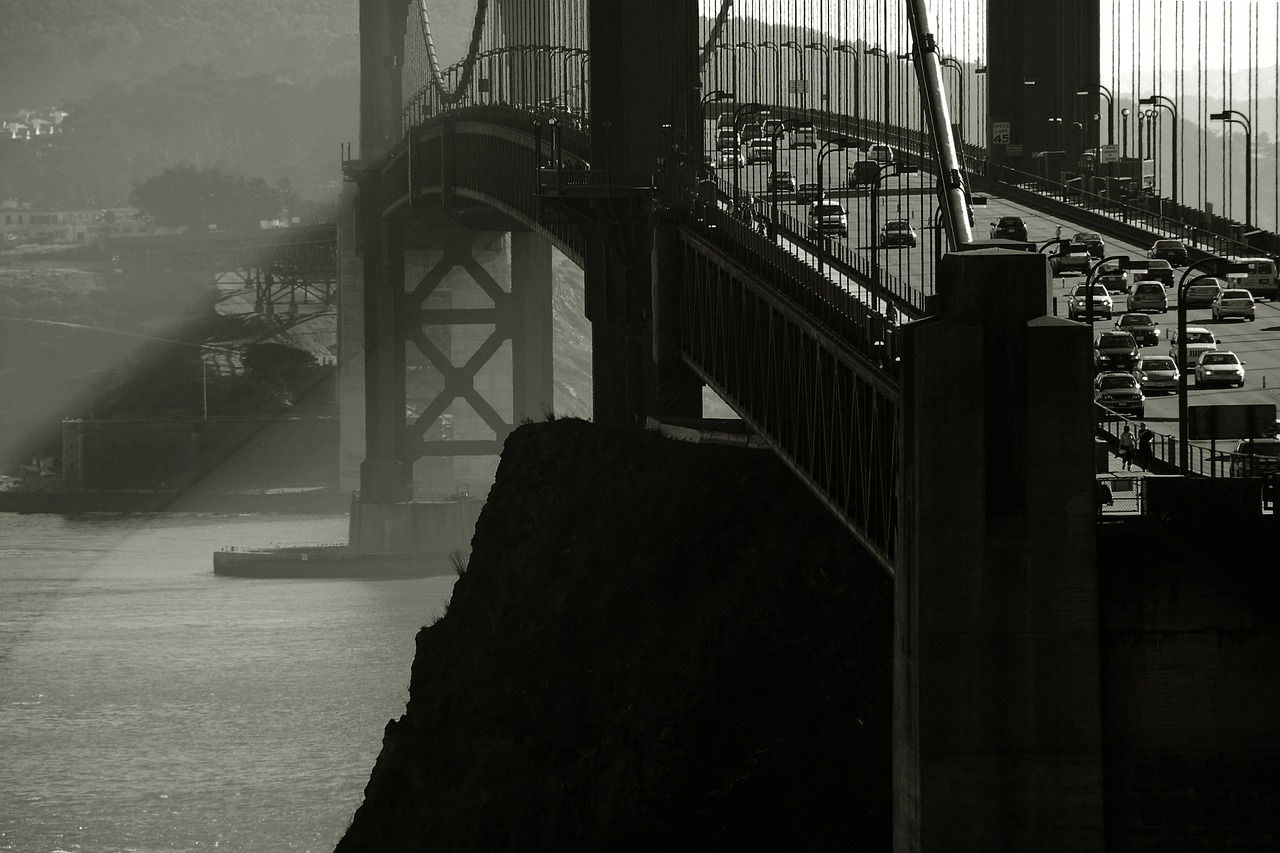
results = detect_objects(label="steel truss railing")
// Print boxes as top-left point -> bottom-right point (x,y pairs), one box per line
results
678,221 -> 901,572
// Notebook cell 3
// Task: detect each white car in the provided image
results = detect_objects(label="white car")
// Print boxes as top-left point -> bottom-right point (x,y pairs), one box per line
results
1193,350 -> 1245,387
1067,283 -> 1113,321
1211,288 -> 1256,322
867,143 -> 895,163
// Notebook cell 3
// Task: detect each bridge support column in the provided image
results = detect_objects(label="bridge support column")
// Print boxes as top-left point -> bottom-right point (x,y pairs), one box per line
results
896,249 -> 1103,851
510,231 -> 554,422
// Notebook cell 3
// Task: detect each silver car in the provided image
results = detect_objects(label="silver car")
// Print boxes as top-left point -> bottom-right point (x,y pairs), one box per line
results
1132,355 -> 1179,395
1211,288 -> 1256,321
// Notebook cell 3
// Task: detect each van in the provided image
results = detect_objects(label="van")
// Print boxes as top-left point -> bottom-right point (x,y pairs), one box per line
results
1168,325 -> 1217,367
789,123 -> 817,149
745,138 -> 774,164
1210,257 -> 1278,300
716,126 -> 739,151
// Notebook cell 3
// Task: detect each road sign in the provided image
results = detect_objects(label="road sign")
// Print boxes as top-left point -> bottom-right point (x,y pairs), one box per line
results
1188,404 -> 1277,440
1099,143 -> 1119,164
788,79 -> 809,94
992,121 -> 1011,145
1006,143 -> 1023,156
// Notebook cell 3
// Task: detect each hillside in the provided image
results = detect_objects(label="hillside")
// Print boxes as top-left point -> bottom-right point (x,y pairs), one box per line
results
335,418 -> 893,850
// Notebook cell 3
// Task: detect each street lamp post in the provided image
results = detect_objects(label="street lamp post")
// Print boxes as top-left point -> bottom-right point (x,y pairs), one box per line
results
1121,107 -> 1130,158
732,102 -> 764,216
815,137 -> 853,276
758,41 -> 782,112
769,119 -> 796,237
737,42 -> 759,100
701,89 -> 735,178
870,162 -> 920,299
781,40 -> 806,112
1210,109 -> 1253,228
833,45 -> 861,128
805,42 -> 830,117
1139,94 -> 1178,208
865,47 -> 891,136
1049,117 -> 1064,151
1077,84 -> 1114,146
1176,258 -> 1228,472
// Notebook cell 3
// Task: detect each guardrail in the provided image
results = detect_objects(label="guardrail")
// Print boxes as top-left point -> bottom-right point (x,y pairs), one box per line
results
1095,403 -> 1277,480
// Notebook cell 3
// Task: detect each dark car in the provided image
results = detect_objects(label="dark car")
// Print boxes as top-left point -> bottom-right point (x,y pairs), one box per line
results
990,215 -> 1027,242
766,169 -> 797,193
1094,331 -> 1140,372
1114,312 -> 1161,346
794,181 -> 822,204
1093,372 -> 1145,419
1141,258 -> 1175,288
1149,239 -> 1189,266
1073,231 -> 1105,258
1231,438 -> 1280,477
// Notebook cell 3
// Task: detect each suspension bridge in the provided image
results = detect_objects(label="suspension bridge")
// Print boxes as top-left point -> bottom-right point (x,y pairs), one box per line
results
335,1 -> 1280,848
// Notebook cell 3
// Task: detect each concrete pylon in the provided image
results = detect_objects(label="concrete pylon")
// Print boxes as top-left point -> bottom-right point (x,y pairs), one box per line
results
896,249 -> 1104,851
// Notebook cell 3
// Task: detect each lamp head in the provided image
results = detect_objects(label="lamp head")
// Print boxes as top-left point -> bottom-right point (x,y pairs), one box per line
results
1138,96 -> 1156,105
1209,112 -> 1227,121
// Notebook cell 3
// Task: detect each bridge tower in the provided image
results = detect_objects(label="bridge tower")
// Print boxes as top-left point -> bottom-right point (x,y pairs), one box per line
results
985,0 -> 1100,177
343,0 -> 554,552
576,0 -> 705,426
896,250 -> 1104,851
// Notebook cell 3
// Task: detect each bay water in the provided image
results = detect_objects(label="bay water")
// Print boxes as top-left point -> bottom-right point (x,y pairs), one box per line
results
0,512 -> 454,853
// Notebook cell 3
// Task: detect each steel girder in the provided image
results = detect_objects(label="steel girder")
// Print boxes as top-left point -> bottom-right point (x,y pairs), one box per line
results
678,230 -> 901,573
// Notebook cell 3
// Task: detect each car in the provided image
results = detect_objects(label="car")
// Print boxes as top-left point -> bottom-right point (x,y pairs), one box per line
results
1182,277 -> 1226,308
847,159 -> 880,188
1194,350 -> 1245,387
794,181 -> 822,204
1132,355 -> 1179,395
740,122 -> 764,143
1127,280 -> 1167,313
867,143 -> 894,163
1149,238 -> 1189,266
807,200 -> 848,238
745,137 -> 775,164
717,149 -> 744,169
1098,272 -> 1129,294
762,118 -> 785,137
1067,282 -> 1113,321
789,122 -> 817,149
1094,331 -> 1140,373
1142,258 -> 1176,288
1114,312 -> 1161,346
1072,231 -> 1105,258
879,219 -> 918,248
1230,437 -> 1280,477
1168,326 -> 1217,367
766,169 -> 797,193
990,215 -> 1028,242
716,127 -> 740,151
1094,372 -> 1145,419
1050,247 -> 1092,277
1211,287 -> 1255,321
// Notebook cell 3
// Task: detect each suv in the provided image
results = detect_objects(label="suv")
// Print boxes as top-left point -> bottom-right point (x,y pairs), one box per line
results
990,215 -> 1028,242
807,200 -> 848,238
1067,282 -> 1113,321
1127,281 -> 1167,313
1149,239 -> 1189,266
847,159 -> 880,188
1168,325 -> 1217,367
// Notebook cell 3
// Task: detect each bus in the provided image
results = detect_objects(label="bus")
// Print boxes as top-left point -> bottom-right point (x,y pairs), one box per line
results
1209,256 -> 1279,301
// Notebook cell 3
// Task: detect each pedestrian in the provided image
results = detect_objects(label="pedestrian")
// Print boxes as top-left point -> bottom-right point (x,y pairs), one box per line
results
1118,424 -> 1135,470
1055,224 -> 1063,241
1136,422 -> 1155,470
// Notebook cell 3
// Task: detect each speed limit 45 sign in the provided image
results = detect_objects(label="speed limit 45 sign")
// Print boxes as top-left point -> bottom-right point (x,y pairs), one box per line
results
992,121 -> 1011,145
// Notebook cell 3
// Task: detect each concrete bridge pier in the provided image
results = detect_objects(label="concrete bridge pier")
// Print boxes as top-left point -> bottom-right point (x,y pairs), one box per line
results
896,249 -> 1103,851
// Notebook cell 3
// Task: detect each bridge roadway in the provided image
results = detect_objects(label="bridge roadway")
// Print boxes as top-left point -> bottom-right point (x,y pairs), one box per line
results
716,144 -> 1280,461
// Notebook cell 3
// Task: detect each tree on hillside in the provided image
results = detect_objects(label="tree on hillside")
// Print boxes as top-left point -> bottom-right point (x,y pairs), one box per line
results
129,165 -> 301,231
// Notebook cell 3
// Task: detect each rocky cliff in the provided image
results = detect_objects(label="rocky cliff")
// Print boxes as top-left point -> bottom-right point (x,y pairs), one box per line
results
335,418 -> 892,851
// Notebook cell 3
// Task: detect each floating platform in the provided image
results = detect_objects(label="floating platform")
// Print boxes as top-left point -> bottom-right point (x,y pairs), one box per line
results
213,544 -> 458,579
